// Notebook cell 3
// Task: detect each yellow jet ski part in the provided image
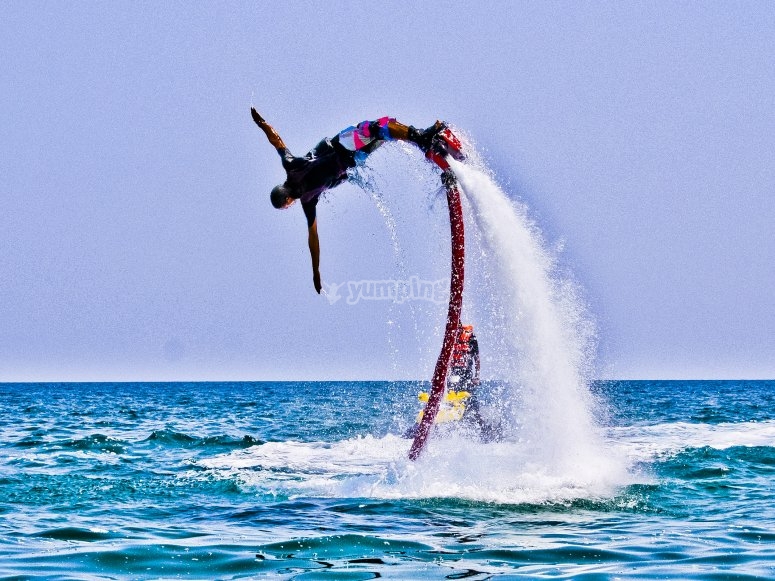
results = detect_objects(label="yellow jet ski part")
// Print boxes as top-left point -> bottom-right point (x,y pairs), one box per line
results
417,390 -> 471,403
415,390 -> 471,424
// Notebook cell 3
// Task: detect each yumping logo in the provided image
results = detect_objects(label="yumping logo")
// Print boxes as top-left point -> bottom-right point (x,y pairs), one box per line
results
322,276 -> 449,305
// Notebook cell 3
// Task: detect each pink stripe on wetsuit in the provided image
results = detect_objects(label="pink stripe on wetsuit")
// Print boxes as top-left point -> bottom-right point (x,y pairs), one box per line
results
337,117 -> 394,159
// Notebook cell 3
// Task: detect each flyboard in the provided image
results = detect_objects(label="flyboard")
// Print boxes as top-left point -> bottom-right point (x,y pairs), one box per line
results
408,128 -> 466,460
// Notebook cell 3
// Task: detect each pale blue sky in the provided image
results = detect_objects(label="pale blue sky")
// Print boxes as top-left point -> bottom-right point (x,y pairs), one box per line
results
2,2 -> 774,381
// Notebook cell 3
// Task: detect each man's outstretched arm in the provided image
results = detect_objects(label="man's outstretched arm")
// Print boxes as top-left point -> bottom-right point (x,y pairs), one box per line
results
308,219 -> 322,294
251,108 -> 287,152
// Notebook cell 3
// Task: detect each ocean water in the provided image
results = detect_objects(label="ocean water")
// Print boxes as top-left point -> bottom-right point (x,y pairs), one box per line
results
1,380 -> 774,580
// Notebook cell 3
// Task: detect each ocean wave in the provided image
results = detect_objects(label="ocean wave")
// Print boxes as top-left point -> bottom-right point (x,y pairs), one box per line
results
198,433 -> 631,505
195,419 -> 775,505
143,430 -> 262,449
31,526 -> 123,542
607,419 -> 775,461
59,433 -> 127,454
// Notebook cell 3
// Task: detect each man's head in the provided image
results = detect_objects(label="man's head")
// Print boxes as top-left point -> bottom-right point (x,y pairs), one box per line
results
270,183 -> 296,209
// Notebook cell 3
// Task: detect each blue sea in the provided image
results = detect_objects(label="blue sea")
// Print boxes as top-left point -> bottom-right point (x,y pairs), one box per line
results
1,380 -> 774,580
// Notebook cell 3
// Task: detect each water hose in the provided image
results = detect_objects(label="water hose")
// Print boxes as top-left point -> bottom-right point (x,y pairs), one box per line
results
408,142 -> 465,460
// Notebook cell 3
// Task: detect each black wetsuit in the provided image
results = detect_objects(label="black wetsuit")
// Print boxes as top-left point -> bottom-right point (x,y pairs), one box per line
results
279,120 -> 393,227
279,136 -> 356,227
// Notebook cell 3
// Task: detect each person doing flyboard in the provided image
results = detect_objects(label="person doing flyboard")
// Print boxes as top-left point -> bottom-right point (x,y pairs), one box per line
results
251,109 -> 462,293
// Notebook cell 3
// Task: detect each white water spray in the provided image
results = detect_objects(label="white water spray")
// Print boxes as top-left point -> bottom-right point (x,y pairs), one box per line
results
449,154 -> 618,480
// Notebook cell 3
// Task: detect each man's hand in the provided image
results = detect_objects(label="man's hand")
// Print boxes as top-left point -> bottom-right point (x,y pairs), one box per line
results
308,221 -> 322,294
250,107 -> 266,126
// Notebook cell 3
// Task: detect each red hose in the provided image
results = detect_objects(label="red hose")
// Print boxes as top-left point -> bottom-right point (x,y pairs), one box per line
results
408,168 -> 465,460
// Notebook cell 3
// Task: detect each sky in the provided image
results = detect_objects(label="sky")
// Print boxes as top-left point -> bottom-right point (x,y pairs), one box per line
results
1,1 -> 774,381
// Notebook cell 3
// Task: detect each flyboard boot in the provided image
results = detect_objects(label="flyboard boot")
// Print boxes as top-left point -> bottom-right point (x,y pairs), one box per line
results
408,122 -> 466,171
